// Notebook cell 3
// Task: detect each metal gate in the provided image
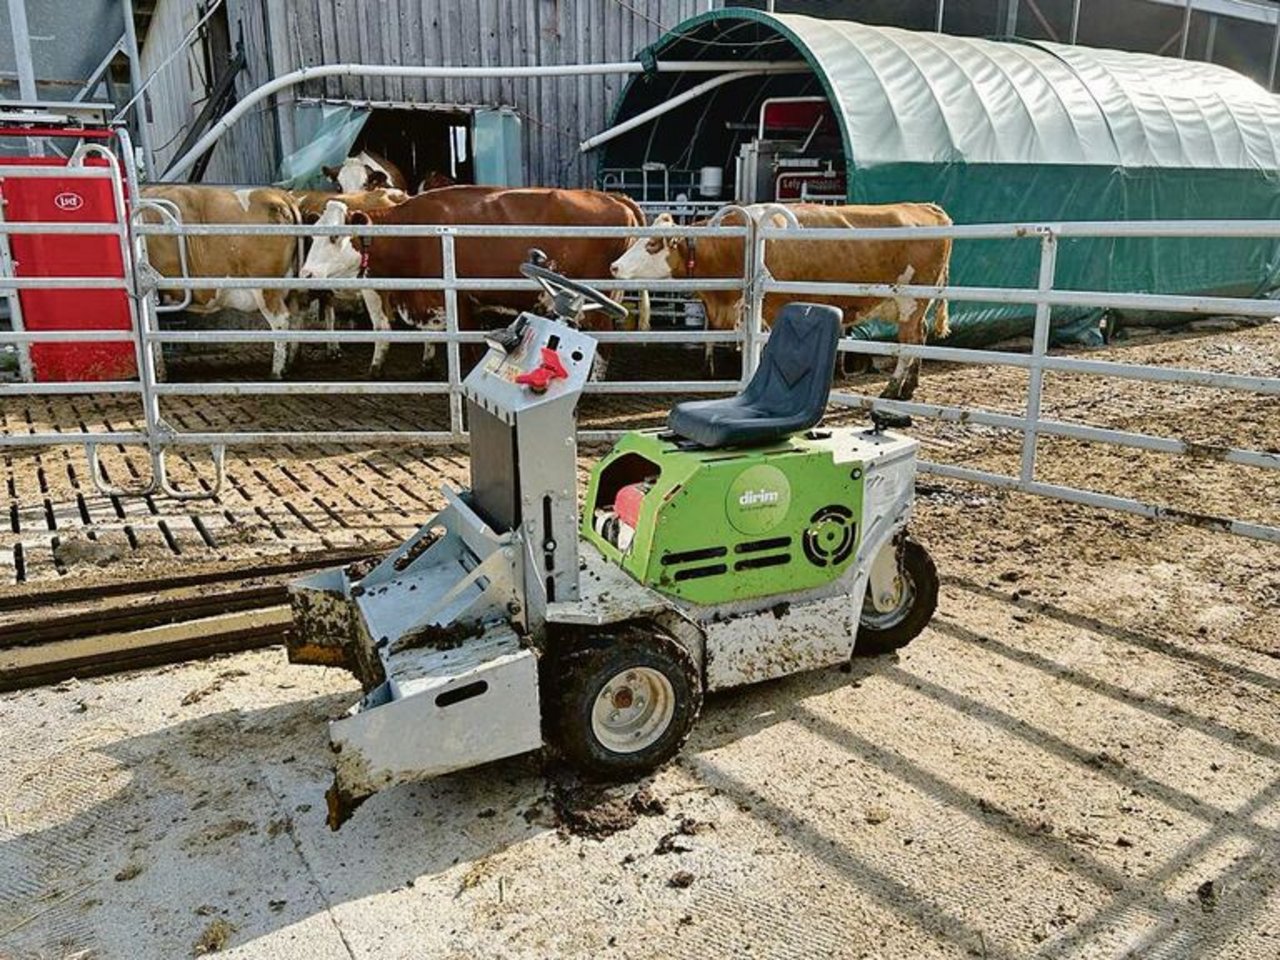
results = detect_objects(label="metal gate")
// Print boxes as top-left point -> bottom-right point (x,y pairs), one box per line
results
1,137 -> 1277,545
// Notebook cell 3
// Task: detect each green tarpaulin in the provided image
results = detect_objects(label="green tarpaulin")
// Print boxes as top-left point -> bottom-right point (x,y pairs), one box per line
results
601,10 -> 1280,345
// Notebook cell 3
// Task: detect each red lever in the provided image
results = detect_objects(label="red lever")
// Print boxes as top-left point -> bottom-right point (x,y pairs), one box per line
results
515,347 -> 569,393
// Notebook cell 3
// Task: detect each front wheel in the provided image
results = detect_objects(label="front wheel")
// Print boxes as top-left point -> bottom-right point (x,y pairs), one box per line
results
856,539 -> 938,656
543,626 -> 702,779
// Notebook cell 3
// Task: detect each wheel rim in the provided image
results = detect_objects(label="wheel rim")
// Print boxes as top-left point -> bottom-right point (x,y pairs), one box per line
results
862,569 -> 917,630
591,667 -> 676,754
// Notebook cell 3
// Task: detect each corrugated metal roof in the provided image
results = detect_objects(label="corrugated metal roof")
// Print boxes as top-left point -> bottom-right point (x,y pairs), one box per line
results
657,10 -> 1280,170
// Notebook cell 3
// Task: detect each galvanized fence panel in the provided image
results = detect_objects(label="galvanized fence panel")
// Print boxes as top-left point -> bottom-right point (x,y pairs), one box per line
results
2,140 -> 1278,545
751,221 -> 1280,544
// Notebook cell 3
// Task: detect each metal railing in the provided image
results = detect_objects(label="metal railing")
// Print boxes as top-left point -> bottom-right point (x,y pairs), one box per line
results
129,219 -> 754,445
751,220 -> 1280,544
1,145 -> 1277,544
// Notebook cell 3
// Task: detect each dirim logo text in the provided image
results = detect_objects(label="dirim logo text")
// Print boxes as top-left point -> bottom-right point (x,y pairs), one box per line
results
738,488 -> 780,508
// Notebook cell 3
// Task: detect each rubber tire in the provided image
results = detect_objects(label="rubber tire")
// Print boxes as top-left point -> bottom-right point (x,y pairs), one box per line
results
855,539 -> 939,656
544,626 -> 702,780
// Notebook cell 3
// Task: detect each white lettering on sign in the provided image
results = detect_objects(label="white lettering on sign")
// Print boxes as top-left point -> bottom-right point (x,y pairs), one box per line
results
54,192 -> 84,212
738,488 -> 780,508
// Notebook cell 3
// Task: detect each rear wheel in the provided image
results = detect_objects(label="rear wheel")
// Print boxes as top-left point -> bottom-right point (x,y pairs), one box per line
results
544,625 -> 702,779
856,539 -> 938,656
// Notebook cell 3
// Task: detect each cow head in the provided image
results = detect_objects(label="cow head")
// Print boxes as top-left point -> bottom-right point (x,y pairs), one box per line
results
300,200 -> 368,280
610,212 -> 687,280
323,158 -> 377,194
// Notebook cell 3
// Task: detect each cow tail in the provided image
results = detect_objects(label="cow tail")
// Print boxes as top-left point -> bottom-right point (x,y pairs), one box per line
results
285,196 -> 306,278
931,254 -> 951,340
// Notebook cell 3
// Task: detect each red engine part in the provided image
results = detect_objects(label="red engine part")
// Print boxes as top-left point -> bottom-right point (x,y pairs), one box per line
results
0,155 -> 135,382
614,483 -> 648,529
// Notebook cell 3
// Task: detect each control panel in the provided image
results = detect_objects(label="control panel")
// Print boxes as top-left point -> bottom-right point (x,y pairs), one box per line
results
462,313 -> 598,426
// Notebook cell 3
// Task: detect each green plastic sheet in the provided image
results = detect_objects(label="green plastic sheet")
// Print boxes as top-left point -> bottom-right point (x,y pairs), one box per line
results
604,10 -> 1280,346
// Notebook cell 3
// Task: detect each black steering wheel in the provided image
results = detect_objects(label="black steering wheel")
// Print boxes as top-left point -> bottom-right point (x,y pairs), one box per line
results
520,249 -> 628,323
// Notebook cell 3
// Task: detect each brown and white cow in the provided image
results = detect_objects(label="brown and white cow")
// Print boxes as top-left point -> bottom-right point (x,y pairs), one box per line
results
138,185 -> 305,379
299,186 -> 649,377
289,188 -> 411,358
610,203 -> 952,399
322,150 -> 409,193
289,188 -> 410,219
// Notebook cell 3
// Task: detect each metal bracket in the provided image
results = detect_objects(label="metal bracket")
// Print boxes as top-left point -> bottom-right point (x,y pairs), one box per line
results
155,444 -> 226,501
83,442 -> 226,501
85,442 -> 158,498
133,258 -> 163,298
867,535 -> 904,613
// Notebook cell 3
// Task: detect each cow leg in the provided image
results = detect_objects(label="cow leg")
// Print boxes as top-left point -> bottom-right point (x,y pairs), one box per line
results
417,308 -> 445,370
883,294 -> 925,401
254,290 -> 294,379
323,296 -> 341,359
362,289 -> 394,377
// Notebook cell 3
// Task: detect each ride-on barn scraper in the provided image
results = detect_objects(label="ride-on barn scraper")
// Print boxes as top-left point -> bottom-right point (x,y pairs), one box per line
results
287,257 -> 938,826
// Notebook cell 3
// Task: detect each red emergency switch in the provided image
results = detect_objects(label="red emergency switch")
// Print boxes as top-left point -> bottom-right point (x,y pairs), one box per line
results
515,347 -> 569,393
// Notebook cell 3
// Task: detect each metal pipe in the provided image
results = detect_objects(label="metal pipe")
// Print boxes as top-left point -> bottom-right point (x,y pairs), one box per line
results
1205,14 -> 1218,61
1270,12 -> 1280,89
829,394 -> 1280,471
1070,0 -> 1081,43
120,0 -> 157,176
144,328 -> 743,345
915,461 -> 1280,544
1020,231 -> 1057,484
134,221 -> 750,237
163,59 -> 811,181
1180,0 -> 1194,57
6,0 -> 39,154
442,233 -> 463,434
832,339 -> 1280,395
936,0 -> 946,32
583,69 -> 812,153
1005,0 -> 1020,35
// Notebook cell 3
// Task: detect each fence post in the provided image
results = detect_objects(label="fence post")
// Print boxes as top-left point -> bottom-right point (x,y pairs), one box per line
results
441,230 -> 464,438
741,218 -> 766,383
1020,228 -> 1058,485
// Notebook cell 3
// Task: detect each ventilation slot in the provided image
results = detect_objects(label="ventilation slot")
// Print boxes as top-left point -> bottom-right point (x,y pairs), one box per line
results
542,495 -> 555,572
661,545 -> 727,566
673,563 -> 727,581
735,554 -> 790,571
735,536 -> 791,554
802,504 -> 857,568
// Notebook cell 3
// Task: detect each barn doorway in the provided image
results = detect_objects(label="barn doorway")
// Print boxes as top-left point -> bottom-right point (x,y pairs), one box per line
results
352,107 -> 474,189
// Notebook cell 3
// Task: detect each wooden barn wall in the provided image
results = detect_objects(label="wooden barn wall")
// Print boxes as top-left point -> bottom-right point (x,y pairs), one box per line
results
139,0 -> 280,184
240,0 -> 713,187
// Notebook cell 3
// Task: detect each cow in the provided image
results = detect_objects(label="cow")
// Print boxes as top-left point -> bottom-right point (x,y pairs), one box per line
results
299,187 -> 650,377
289,188 -> 410,358
609,203 -> 952,400
138,185 -> 305,379
416,170 -> 456,192
289,188 -> 409,219
322,149 -> 409,193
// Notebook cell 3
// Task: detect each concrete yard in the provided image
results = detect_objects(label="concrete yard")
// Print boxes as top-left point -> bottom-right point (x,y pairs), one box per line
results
1,557 -> 1277,960
2,326 -> 1279,959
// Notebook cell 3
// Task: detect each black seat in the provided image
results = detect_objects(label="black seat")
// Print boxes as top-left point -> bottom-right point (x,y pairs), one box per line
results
667,302 -> 842,448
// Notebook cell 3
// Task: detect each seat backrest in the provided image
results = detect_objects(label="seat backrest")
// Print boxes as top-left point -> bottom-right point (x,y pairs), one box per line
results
742,302 -> 842,422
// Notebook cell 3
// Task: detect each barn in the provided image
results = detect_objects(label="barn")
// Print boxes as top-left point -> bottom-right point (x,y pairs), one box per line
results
596,9 -> 1280,341
135,0 -> 712,187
